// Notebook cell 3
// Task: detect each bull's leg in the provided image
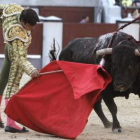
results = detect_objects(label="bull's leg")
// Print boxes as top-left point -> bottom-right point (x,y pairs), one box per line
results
102,93 -> 123,133
94,97 -> 112,128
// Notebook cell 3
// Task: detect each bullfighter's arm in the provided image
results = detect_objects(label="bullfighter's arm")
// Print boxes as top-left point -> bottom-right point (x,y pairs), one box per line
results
10,39 -> 37,76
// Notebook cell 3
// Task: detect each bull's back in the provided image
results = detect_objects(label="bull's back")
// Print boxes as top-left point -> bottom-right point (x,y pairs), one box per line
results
59,37 -> 97,64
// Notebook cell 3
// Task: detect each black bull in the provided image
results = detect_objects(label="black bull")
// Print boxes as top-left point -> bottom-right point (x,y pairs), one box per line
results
59,31 -> 140,133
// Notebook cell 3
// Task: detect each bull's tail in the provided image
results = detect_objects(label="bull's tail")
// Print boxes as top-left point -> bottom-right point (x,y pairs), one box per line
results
49,50 -> 57,61
49,38 -> 60,62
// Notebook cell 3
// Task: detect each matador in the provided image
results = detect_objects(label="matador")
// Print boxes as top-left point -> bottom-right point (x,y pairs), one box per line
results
0,3 -> 40,132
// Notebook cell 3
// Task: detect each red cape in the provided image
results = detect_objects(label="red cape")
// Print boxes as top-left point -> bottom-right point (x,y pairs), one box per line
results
5,61 -> 112,139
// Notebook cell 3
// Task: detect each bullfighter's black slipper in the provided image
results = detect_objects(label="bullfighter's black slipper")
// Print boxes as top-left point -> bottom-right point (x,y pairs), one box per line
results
5,126 -> 29,133
0,121 -> 4,128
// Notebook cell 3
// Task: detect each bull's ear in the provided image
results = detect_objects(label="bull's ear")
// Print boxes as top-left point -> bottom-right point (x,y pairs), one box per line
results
102,55 -> 112,72
104,55 -> 112,62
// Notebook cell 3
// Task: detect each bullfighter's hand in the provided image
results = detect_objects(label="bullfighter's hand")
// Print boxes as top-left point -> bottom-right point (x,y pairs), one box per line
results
31,69 -> 40,78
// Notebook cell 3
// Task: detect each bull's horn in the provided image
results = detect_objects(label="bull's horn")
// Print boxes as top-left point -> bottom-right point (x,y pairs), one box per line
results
96,48 -> 112,56
135,49 -> 140,56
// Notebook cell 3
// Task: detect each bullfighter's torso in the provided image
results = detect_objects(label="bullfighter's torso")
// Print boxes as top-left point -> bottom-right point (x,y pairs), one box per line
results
0,3 -> 32,48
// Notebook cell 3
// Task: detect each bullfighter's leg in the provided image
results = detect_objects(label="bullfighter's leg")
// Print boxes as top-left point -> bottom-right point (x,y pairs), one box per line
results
94,97 -> 112,128
102,90 -> 123,133
5,61 -> 24,132
0,45 -> 11,128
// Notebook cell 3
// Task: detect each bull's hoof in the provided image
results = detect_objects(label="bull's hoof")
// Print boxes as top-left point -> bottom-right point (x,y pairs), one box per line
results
112,128 -> 124,133
104,122 -> 112,128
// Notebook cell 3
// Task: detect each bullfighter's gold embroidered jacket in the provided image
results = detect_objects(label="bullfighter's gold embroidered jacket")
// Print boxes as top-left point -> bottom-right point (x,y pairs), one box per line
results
0,3 -> 36,75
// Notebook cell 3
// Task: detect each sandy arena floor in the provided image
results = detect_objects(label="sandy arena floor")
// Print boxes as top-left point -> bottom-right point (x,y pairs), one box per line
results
0,73 -> 140,140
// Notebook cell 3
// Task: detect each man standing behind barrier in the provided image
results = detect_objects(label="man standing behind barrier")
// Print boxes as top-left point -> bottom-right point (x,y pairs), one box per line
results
79,16 -> 89,23
0,3 -> 40,132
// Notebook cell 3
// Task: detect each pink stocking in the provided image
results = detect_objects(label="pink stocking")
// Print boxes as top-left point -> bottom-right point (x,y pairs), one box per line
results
5,99 -> 22,130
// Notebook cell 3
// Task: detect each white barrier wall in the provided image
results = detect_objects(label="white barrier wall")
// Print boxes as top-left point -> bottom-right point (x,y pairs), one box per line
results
103,6 -> 122,23
118,23 -> 139,41
42,22 -> 63,67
